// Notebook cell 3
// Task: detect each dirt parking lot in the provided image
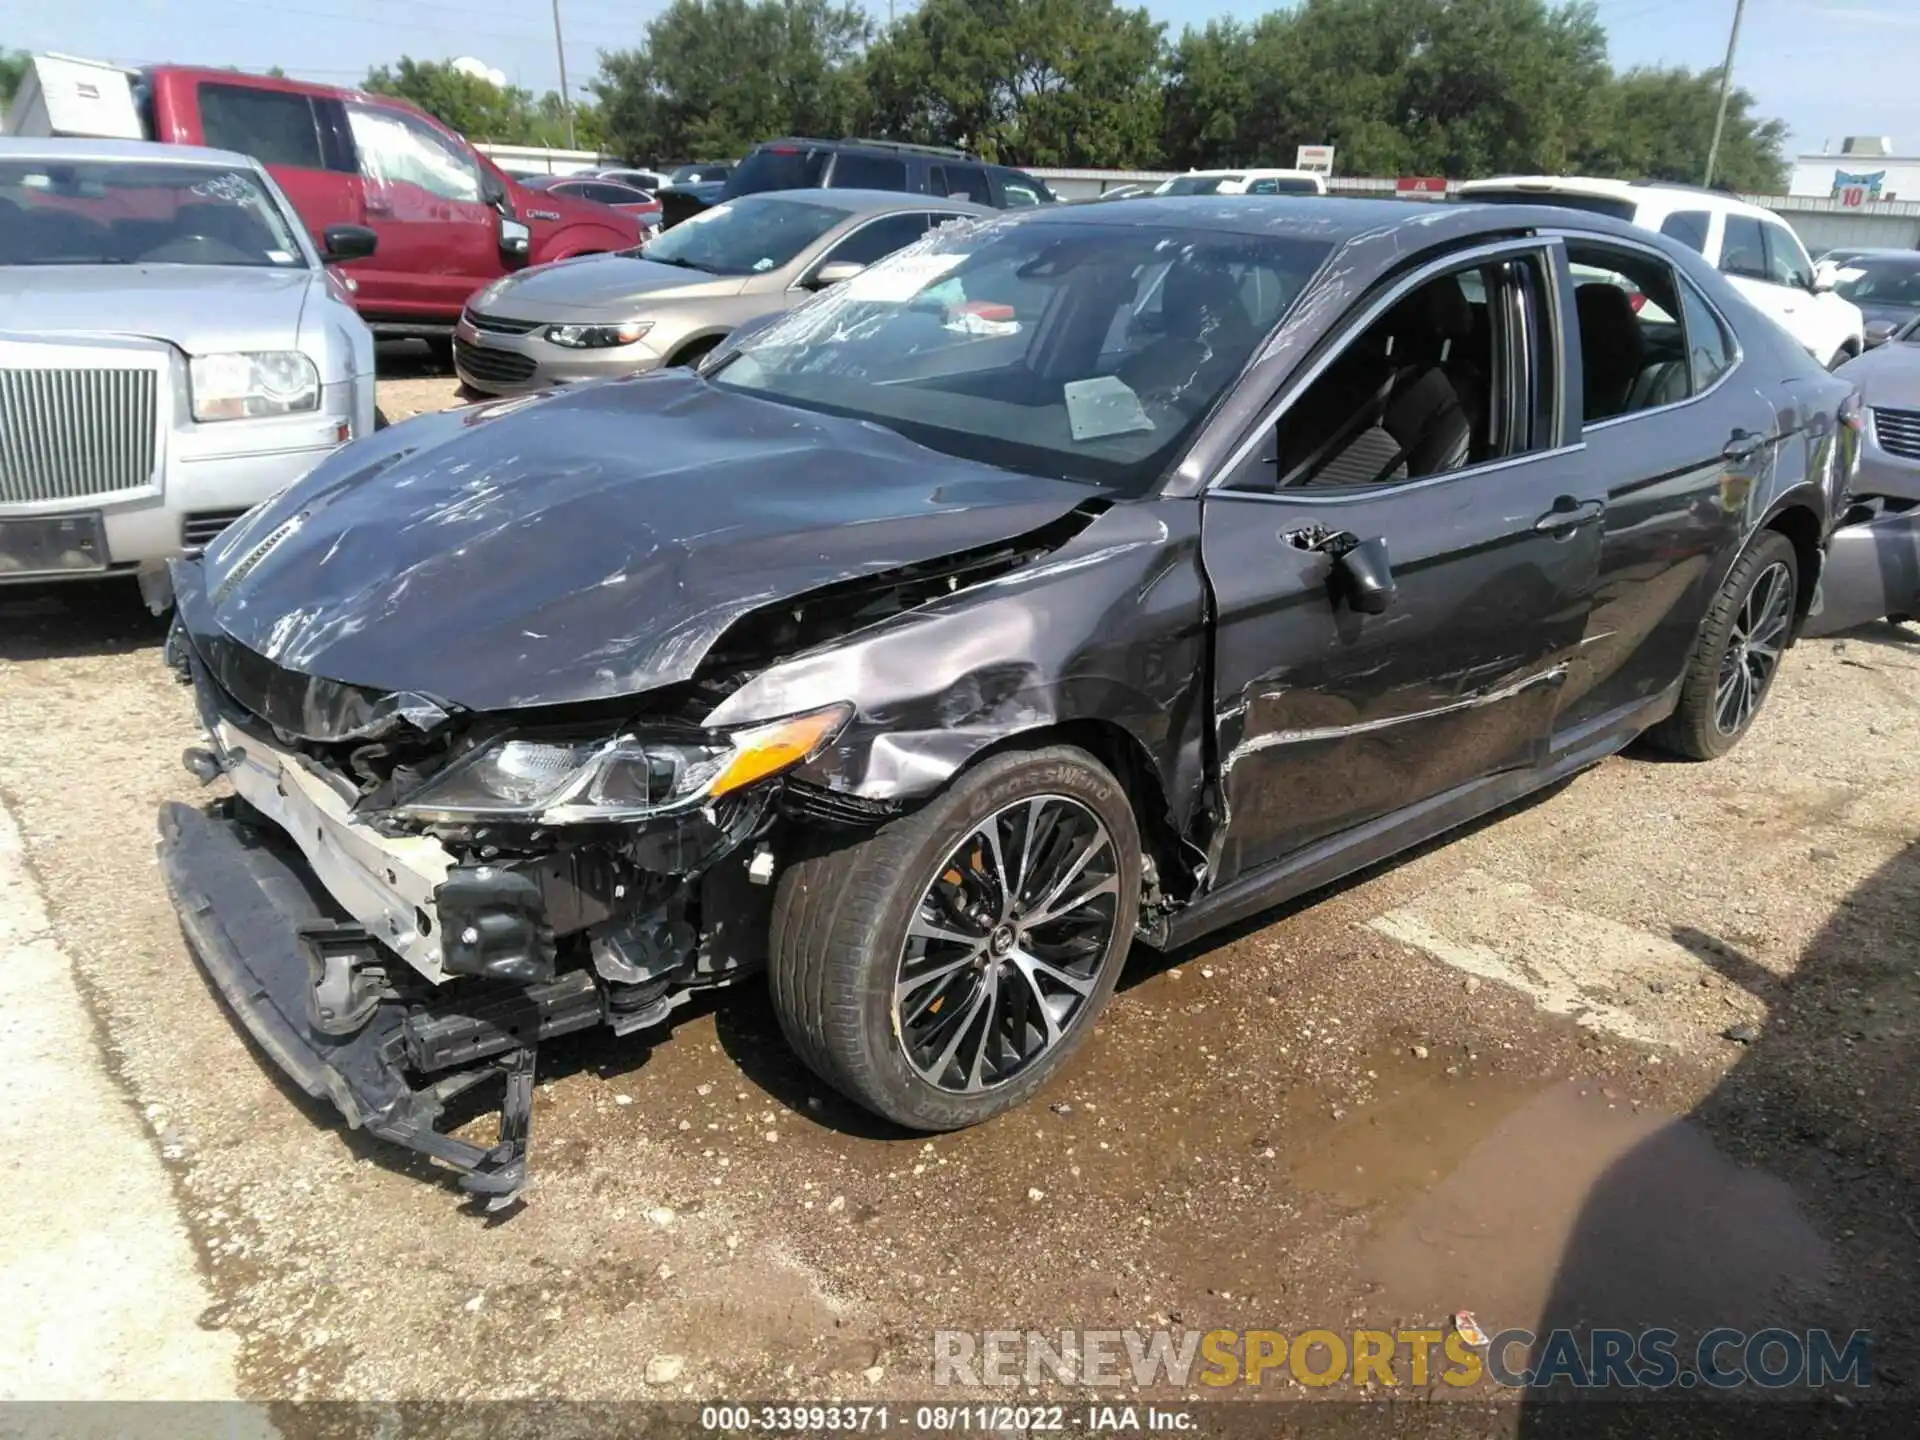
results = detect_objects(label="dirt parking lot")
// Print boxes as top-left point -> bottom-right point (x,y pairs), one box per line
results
2,362 -> 1918,1425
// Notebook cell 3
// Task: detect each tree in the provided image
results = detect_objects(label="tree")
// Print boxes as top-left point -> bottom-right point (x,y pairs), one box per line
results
1162,0 -> 1611,178
860,0 -> 1165,167
363,56 -> 601,148
1580,66 -> 1787,192
1,47 -> 29,109
593,0 -> 870,162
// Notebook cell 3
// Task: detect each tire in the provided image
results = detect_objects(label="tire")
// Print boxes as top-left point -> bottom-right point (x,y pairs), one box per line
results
423,335 -> 454,371
1830,343 -> 1860,372
769,746 -> 1141,1131
1648,530 -> 1799,760
373,406 -> 391,431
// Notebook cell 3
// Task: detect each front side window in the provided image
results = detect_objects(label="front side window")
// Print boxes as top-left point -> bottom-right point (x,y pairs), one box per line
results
712,220 -> 1331,493
1567,243 -> 1692,422
0,159 -> 307,268
1260,255 -> 1546,490
1719,215 -> 1768,280
346,103 -> 481,203
818,212 -> 929,269
995,171 -> 1048,207
1658,210 -> 1711,255
640,195 -> 845,275
198,83 -> 323,170
828,152 -> 908,191
931,164 -> 992,205
1160,174 -> 1241,196
1761,221 -> 1815,289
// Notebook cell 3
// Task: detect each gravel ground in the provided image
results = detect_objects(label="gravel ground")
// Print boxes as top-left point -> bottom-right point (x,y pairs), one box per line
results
1,361 -> 1917,1422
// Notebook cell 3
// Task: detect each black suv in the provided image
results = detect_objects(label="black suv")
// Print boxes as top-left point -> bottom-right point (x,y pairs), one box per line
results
721,138 -> 1054,210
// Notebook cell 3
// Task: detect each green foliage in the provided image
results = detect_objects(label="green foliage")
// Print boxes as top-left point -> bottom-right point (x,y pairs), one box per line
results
592,0 -> 870,162
1578,65 -> 1788,192
858,0 -> 1166,167
363,55 -> 602,149
347,0 -> 1789,184
1,47 -> 30,108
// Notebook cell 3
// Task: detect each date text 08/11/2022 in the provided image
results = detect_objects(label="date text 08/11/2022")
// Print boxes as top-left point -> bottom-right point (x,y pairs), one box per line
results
698,1404 -> 1194,1432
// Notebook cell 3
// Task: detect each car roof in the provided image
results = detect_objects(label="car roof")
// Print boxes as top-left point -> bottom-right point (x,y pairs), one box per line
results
735,187 -> 993,216
1459,174 -> 1768,218
997,192 -> 1446,238
1178,168 -> 1322,180
0,136 -> 259,169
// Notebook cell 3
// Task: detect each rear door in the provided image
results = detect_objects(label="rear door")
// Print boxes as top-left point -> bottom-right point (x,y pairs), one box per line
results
1550,235 -> 1778,735
1201,238 -> 1603,885
824,150 -> 909,193
193,79 -> 361,243
342,99 -> 502,317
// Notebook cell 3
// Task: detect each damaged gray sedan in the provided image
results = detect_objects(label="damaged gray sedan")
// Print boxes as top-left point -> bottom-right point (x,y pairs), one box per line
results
160,197 -> 1854,1204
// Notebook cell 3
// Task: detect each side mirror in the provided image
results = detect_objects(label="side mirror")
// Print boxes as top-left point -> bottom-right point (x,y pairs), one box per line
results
1865,319 -> 1898,349
500,217 -> 531,260
320,224 -> 378,263
1337,535 -> 1398,615
810,260 -> 866,289
1809,270 -> 1835,294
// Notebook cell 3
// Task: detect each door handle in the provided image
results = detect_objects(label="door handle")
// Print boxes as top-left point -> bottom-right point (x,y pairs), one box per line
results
1534,497 -> 1603,534
1723,430 -> 1766,463
363,197 -> 393,216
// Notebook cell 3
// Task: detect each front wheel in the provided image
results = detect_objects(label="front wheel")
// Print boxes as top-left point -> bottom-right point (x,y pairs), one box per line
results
1648,530 -> 1798,759
769,746 -> 1141,1131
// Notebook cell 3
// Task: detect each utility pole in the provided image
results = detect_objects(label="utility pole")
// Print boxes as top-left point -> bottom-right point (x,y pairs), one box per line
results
1702,0 -> 1747,189
552,0 -> 577,152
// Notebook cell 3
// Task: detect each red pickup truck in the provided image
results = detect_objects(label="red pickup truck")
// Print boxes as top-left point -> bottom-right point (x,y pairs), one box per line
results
9,56 -> 644,345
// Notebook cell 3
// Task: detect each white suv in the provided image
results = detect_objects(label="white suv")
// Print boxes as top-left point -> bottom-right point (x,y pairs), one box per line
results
1459,176 -> 1865,369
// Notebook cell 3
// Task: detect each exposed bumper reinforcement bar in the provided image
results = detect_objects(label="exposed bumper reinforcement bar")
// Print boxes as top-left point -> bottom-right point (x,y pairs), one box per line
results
157,800 -> 543,1208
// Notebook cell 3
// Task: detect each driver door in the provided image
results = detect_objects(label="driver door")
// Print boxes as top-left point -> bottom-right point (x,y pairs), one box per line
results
342,100 -> 502,317
1201,240 -> 1603,886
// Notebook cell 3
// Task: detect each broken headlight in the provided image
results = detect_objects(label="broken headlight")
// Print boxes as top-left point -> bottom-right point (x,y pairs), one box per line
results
393,703 -> 849,822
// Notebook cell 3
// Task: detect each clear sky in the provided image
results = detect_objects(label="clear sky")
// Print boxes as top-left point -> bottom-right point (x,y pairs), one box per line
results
3,0 -> 1917,159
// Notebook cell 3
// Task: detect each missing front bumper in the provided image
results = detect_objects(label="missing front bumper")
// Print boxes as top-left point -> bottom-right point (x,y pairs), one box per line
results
157,800 -> 601,1207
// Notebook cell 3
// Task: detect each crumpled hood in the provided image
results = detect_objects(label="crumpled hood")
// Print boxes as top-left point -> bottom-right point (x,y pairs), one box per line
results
0,264 -> 316,354
483,254 -> 744,319
200,371 -> 1093,711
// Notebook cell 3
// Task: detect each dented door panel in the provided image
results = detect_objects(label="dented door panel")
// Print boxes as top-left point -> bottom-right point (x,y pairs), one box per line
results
1200,464 -> 1602,888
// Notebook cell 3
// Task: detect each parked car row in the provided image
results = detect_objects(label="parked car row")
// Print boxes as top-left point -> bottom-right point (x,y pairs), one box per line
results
135,187 -> 1907,1206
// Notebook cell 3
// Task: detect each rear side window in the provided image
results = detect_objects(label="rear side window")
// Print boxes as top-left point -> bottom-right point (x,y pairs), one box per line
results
931,164 -> 992,205
828,152 -> 908,191
1761,221 -> 1814,289
199,83 -> 324,170
578,182 -> 643,204
728,147 -> 830,197
1658,210 -> 1711,254
1247,176 -> 1321,195
1678,279 -> 1737,392
1566,242 -> 1692,422
1719,215 -> 1768,279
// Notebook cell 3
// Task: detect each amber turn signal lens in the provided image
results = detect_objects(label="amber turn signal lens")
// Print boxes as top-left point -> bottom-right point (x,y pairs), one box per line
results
708,705 -> 851,799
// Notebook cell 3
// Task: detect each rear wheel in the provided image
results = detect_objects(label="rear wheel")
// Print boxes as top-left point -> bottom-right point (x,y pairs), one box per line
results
1649,530 -> 1798,759
769,746 -> 1140,1130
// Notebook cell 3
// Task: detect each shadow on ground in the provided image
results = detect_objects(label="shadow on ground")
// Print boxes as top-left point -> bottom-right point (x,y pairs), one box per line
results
1507,839 -> 1920,1433
0,577 -> 169,661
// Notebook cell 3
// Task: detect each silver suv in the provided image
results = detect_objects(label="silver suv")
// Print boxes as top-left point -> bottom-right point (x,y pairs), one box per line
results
0,137 -> 377,596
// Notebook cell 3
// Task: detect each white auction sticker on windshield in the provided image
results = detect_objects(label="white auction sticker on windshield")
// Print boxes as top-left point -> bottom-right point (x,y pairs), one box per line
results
841,252 -> 967,303
1063,376 -> 1155,442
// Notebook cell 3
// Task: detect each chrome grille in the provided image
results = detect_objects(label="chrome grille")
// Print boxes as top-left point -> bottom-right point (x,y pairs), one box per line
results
0,367 -> 159,504
1874,406 -> 1920,462
463,308 -> 541,336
